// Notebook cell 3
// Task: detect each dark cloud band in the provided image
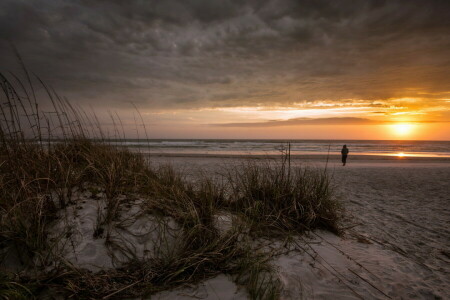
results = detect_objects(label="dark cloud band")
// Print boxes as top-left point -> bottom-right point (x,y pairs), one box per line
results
1,0 -> 449,111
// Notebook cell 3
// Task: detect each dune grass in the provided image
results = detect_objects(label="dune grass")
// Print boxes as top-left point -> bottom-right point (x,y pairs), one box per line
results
47,226 -> 281,299
0,61 -> 342,299
0,273 -> 32,300
226,158 -> 341,235
0,140 -> 281,298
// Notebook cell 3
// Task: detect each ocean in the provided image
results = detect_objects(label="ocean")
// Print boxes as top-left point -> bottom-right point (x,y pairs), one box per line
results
110,139 -> 450,158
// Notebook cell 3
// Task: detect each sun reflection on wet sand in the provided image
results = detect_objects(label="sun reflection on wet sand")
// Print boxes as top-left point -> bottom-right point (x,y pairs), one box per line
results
366,152 -> 450,158
384,152 -> 447,158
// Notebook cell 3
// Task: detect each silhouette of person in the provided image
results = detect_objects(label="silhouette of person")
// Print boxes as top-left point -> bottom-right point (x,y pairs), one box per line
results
341,145 -> 349,166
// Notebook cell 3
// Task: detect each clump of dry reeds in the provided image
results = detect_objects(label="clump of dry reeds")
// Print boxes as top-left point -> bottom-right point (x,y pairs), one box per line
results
51,228 -> 280,299
226,155 -> 341,235
0,272 -> 32,299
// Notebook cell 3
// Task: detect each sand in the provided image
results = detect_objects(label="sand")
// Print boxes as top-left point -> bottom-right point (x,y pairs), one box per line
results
153,274 -> 247,300
148,155 -> 450,299
50,196 -> 182,272
27,154 -> 449,299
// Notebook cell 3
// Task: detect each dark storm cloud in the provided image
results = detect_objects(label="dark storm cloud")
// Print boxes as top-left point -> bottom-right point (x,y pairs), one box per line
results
1,0 -> 449,110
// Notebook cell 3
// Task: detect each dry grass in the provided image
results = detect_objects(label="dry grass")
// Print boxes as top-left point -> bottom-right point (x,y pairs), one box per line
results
0,272 -> 33,300
50,228 -> 280,299
0,57 -> 342,299
226,158 -> 341,235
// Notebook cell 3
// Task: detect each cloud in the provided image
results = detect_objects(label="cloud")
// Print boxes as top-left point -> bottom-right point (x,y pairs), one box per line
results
211,117 -> 381,127
0,0 -> 449,112
211,117 -> 446,127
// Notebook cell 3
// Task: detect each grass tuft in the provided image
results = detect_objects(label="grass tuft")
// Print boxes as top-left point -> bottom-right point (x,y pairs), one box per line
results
226,158 -> 342,235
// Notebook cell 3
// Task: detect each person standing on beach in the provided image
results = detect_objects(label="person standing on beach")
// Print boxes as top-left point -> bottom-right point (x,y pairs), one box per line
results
341,145 -> 349,166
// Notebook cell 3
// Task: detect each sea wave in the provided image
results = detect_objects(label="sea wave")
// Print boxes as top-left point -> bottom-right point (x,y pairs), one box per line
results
107,139 -> 450,158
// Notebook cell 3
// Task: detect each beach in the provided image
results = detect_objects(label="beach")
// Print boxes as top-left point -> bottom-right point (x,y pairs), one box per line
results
150,154 -> 450,299
2,145 -> 448,299
3,1 -> 450,298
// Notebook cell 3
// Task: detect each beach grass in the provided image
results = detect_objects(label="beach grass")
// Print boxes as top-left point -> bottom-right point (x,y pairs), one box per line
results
226,158 -> 341,235
0,63 -> 341,298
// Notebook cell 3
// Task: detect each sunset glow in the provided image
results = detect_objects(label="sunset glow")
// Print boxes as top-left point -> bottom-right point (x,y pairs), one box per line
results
391,124 -> 415,137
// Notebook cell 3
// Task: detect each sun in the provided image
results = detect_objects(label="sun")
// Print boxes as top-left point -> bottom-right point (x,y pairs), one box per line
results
392,123 -> 415,136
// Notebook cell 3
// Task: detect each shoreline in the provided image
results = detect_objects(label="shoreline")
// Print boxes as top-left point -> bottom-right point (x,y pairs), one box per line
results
140,152 -> 450,162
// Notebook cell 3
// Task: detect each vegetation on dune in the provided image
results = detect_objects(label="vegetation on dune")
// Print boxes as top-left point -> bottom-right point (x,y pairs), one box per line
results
0,61 -> 341,299
0,273 -> 32,300
226,158 -> 341,235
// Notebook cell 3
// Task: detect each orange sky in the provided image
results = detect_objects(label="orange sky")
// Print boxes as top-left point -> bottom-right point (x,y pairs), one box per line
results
108,96 -> 450,140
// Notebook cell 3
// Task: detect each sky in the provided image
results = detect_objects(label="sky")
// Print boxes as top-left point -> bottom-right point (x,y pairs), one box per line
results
1,0 -> 449,140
